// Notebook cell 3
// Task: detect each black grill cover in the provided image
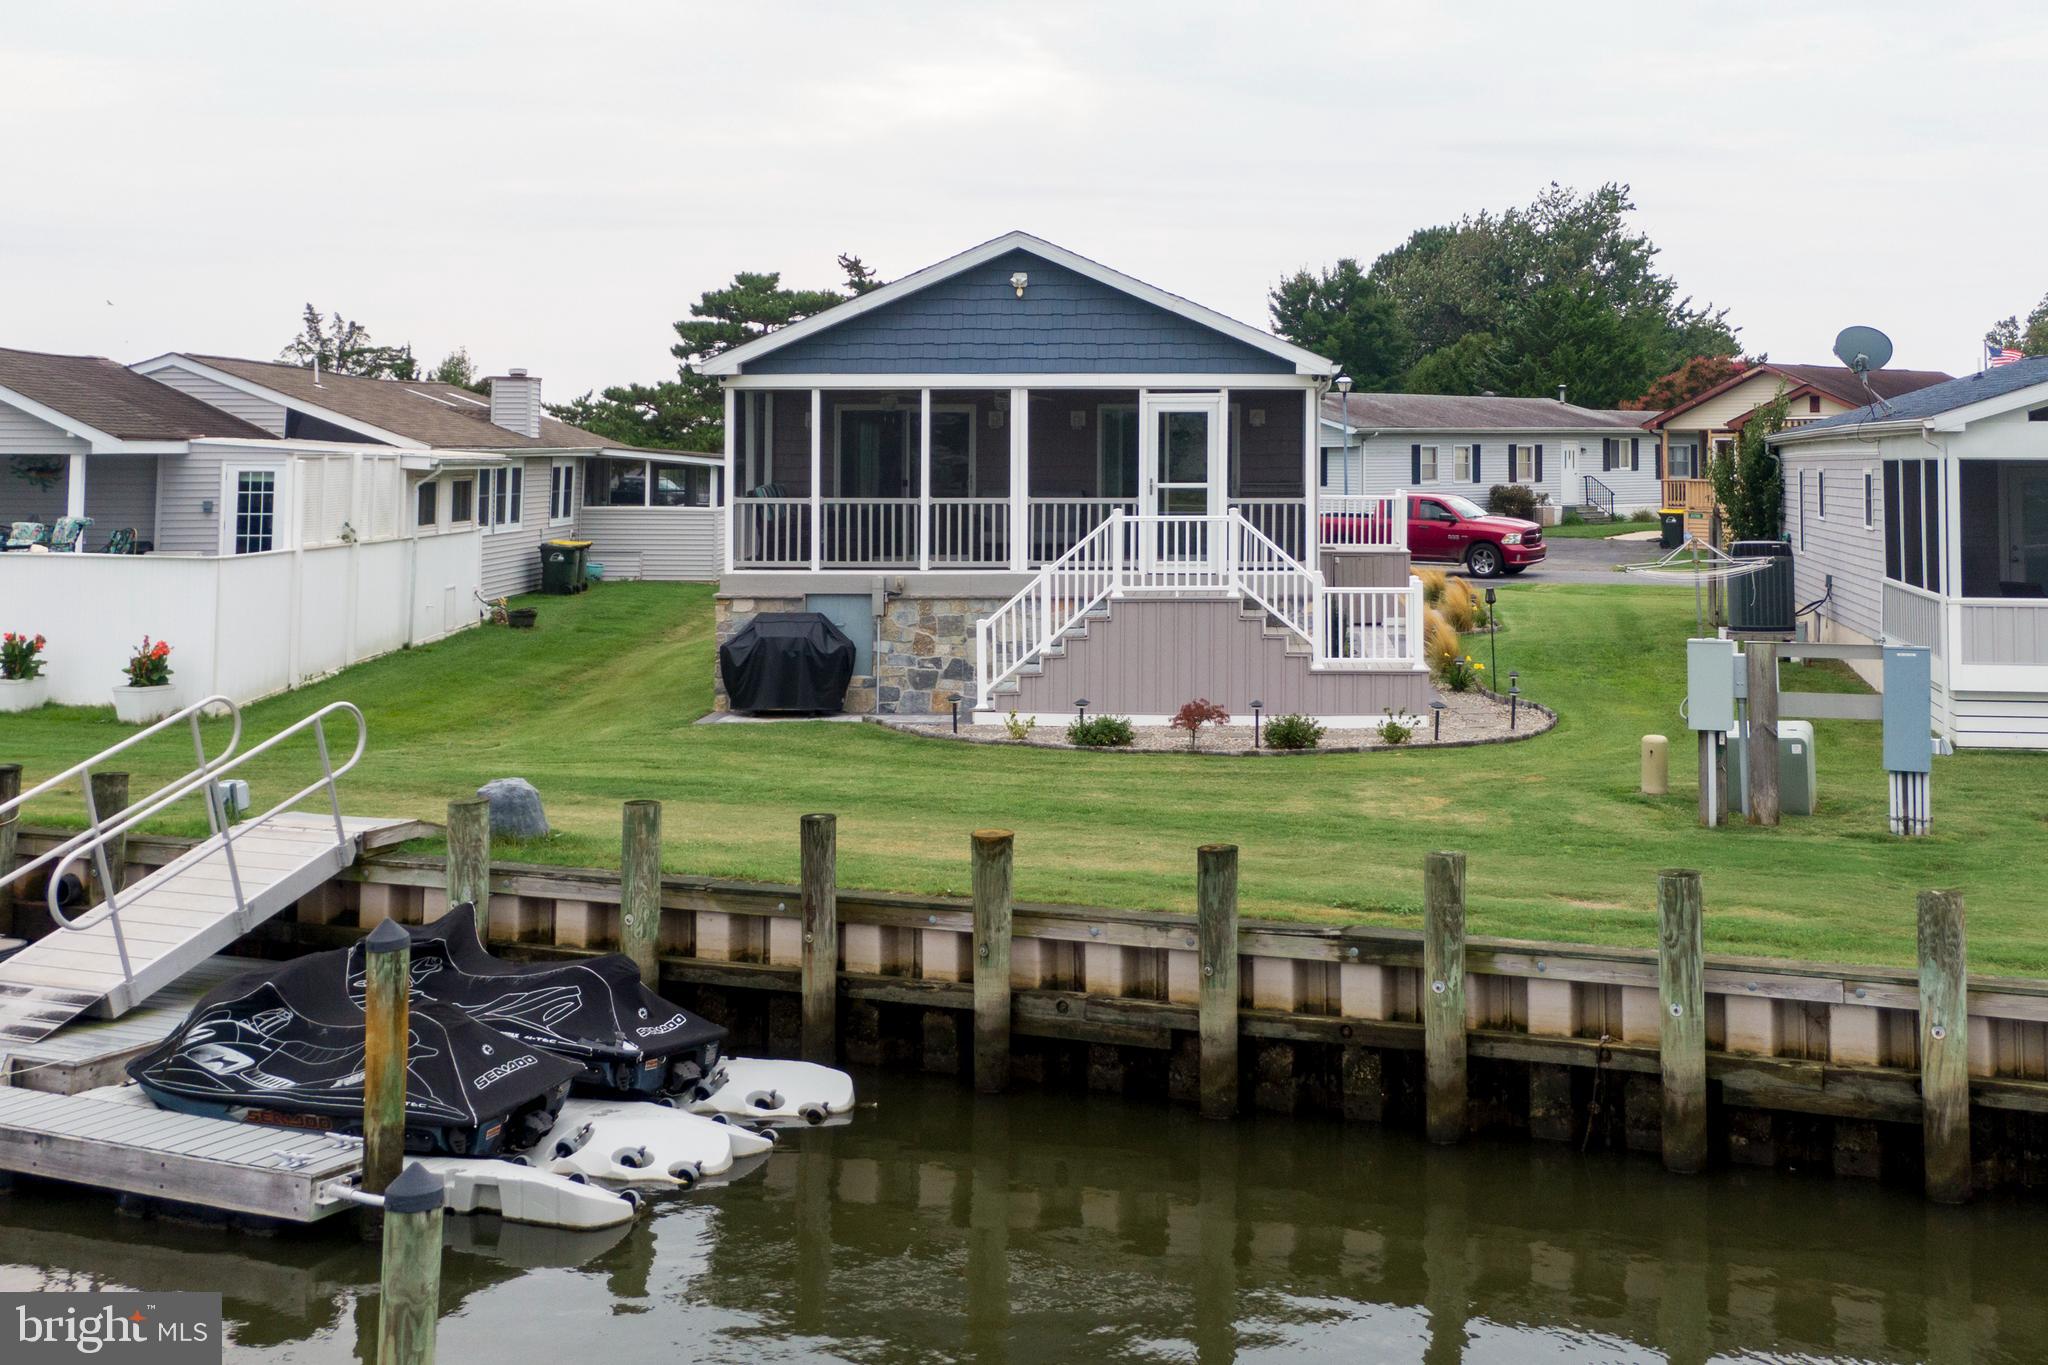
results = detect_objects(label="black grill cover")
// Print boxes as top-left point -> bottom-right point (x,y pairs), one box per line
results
720,611 -> 856,713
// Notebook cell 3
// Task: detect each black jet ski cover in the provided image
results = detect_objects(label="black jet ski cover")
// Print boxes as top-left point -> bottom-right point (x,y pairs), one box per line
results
127,954 -> 579,1156
345,904 -> 728,1095
719,611 -> 856,713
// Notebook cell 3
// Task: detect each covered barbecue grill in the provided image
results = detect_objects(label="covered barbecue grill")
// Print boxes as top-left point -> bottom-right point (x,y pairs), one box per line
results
719,611 -> 857,713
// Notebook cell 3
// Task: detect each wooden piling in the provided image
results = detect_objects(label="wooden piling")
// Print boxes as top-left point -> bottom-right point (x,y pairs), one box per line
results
445,796 -> 491,918
376,1162 -> 445,1365
619,800 -> 662,988
1918,888 -> 1970,1204
362,918 -> 411,1197
0,763 -> 19,933
1422,850 -> 1467,1144
1746,642 -> 1780,826
1657,868 -> 1707,1174
1196,843 -> 1239,1120
800,813 -> 838,1065
970,829 -> 1014,1094
88,771 -> 129,894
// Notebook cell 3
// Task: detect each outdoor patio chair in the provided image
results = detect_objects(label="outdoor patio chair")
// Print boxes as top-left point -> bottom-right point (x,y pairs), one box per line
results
101,526 -> 136,555
3,521 -> 45,551
49,516 -> 92,552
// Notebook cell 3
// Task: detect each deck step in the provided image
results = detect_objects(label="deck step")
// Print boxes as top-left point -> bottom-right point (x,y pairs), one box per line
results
0,813 -> 411,1044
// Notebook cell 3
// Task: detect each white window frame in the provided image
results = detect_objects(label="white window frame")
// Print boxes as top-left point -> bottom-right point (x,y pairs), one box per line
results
1512,444 -> 1534,483
415,478 -> 440,531
1864,468 -> 1875,529
218,461 -> 289,556
1453,445 -> 1470,482
447,476 -> 476,527
1418,444 -> 1439,482
480,464 -> 523,534
549,459 -> 577,524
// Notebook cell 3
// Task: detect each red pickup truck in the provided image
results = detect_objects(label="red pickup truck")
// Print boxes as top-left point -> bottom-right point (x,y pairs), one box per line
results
1321,492 -> 1545,578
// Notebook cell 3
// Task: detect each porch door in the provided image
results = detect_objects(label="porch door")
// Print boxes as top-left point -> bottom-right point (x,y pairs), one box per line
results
2004,464 -> 2048,590
1140,393 -> 1222,572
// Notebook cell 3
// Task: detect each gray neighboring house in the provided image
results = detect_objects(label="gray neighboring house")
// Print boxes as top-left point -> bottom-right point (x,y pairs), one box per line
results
1770,356 -> 2048,748
702,230 -> 1431,722
1317,393 -> 1659,519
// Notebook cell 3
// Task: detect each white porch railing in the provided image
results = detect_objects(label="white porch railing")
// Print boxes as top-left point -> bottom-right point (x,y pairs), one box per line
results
928,498 -> 1010,567
1232,498 -> 1308,562
733,497 -> 811,567
821,498 -> 917,568
975,510 -> 1424,708
1028,498 -> 1137,567
1318,492 -> 1409,552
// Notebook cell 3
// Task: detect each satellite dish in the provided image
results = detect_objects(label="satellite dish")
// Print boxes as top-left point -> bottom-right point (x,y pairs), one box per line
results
1833,326 -> 1894,375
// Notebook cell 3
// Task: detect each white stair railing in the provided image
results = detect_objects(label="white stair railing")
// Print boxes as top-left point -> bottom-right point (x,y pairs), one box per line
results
1233,513 -> 1320,644
976,512 -> 1125,710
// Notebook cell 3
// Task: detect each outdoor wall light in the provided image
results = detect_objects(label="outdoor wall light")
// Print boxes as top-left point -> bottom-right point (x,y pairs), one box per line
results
1010,271 -> 1029,297
1430,698 -> 1447,742
1248,409 -> 1266,427
1070,409 -> 1087,430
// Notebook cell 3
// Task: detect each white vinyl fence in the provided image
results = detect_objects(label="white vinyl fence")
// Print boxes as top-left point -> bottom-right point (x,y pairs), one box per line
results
0,530 -> 481,710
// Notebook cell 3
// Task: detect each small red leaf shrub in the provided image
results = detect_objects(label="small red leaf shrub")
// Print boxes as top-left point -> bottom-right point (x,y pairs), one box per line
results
1170,698 -> 1231,749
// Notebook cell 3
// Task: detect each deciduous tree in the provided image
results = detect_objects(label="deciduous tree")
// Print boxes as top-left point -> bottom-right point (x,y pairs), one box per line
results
1267,258 -> 1411,389
1711,387 -> 1789,541
278,304 -> 418,379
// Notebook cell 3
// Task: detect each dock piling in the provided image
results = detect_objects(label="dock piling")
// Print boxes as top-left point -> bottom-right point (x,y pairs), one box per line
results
1918,888 -> 1970,1204
362,917 -> 412,1197
376,1161 -> 445,1365
445,796 -> 491,920
800,813 -> 838,1065
1196,843 -> 1239,1119
1657,868 -> 1707,1173
970,828 -> 1014,1093
1745,643 -> 1780,826
88,771 -> 129,894
1423,851 -> 1467,1144
619,800 -> 662,987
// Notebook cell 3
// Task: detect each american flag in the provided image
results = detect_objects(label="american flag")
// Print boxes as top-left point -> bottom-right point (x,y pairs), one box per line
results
1989,345 -> 2025,368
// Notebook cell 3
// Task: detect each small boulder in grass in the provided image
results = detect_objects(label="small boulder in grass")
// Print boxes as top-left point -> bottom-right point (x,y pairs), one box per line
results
478,777 -> 550,839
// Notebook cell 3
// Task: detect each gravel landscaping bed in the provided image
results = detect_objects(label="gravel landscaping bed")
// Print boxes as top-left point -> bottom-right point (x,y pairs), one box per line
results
873,686 -> 1553,754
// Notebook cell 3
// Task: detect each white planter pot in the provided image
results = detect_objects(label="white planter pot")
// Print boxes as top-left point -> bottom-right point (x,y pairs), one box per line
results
111,684 -> 176,725
0,675 -> 50,712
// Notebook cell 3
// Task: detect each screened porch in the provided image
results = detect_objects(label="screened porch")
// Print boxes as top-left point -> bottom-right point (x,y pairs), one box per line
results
726,385 -> 1314,571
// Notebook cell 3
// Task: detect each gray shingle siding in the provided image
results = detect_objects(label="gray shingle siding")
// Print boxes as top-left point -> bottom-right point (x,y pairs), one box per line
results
743,250 -> 1293,376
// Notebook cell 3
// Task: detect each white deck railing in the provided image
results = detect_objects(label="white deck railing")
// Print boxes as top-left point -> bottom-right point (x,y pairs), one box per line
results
733,498 -> 811,567
1232,498 -> 1308,562
1319,492 -> 1408,552
820,498 -> 917,568
975,510 -> 1424,708
1028,498 -> 1137,567
928,498 -> 1010,566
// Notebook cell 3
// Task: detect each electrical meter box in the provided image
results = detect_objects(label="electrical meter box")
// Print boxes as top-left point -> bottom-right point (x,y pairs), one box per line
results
1686,638 -> 1738,732
1882,647 -> 1934,774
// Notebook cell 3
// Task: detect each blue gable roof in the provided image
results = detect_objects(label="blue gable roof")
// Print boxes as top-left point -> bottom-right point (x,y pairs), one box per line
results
741,248 -> 1296,376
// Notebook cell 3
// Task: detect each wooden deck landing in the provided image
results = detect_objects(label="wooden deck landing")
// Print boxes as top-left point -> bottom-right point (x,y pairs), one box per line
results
1,955 -> 264,1095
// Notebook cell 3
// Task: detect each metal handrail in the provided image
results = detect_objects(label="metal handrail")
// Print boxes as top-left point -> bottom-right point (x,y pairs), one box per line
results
0,694 -> 243,899
40,702 -> 368,990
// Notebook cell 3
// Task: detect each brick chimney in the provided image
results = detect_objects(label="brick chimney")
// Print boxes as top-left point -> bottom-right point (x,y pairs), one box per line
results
488,368 -> 543,438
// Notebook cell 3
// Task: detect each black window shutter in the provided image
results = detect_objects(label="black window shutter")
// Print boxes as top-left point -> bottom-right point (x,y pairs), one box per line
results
1411,443 -> 1421,484
1655,439 -> 1664,480
1534,444 -> 1544,483
1471,443 -> 1482,483
1631,437 -> 1640,471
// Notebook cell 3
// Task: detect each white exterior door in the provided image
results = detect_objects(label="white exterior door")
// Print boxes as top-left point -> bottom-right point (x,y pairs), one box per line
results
1561,443 -> 1579,495
219,462 -> 289,555
1140,393 -> 1222,572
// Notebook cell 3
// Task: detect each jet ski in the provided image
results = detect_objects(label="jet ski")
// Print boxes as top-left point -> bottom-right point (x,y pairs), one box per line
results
344,905 -> 727,1097
127,952 -> 579,1157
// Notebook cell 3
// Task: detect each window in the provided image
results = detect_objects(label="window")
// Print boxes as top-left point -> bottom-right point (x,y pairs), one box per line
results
1512,445 -> 1534,482
1797,470 -> 1806,550
480,466 -> 523,531
1418,445 -> 1438,481
1882,458 -> 1944,592
587,458 -> 714,508
590,457 -> 646,507
549,460 -> 576,523
929,408 -> 976,497
449,478 -> 474,525
1667,441 -> 1696,480
652,464 -> 713,507
1817,471 -> 1827,520
1808,395 -> 1823,414
1418,499 -> 1459,522
1100,407 -> 1140,499
416,480 -> 439,529
1454,445 -> 1470,481
1864,470 -> 1875,529
231,469 -> 277,554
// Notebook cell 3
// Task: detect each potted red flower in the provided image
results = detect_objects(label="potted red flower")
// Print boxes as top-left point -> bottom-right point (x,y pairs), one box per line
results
113,636 -> 175,723
0,631 -> 50,712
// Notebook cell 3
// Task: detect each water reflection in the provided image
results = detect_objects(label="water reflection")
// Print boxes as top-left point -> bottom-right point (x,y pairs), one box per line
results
0,1071 -> 2035,1362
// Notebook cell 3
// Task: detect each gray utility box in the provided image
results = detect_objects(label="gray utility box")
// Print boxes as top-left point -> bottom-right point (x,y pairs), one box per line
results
1726,717 -> 1818,817
1728,540 -> 1795,635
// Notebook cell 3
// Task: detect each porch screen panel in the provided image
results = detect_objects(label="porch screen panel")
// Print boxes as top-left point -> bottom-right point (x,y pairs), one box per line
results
1921,458 -> 1942,594
1883,461 -> 1902,581
1883,458 -> 1943,592
1958,461 -> 2004,597
1899,461 -> 1924,589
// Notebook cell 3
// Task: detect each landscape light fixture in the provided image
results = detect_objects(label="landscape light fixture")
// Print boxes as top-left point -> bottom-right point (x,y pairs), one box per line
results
951,695 -> 960,735
1484,585 -> 1498,678
1508,671 -> 1520,730
1251,699 -> 1263,747
1430,699 -> 1447,742
1075,698 -> 1088,724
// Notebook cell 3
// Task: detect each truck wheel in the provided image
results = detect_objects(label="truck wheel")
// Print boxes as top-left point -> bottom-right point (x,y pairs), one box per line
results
1466,543 -> 1503,578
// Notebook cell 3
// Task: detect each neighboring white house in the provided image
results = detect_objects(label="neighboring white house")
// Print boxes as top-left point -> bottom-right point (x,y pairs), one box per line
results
0,346 -> 724,710
1316,392 -> 1659,517
1770,356 -> 2048,749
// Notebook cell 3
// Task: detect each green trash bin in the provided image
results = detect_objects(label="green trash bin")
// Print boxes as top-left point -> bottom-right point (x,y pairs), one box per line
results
540,539 -> 592,594
1659,509 -> 1686,550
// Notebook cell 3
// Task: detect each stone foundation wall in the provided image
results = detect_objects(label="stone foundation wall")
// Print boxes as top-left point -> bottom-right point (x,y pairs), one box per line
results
715,591 -> 1006,716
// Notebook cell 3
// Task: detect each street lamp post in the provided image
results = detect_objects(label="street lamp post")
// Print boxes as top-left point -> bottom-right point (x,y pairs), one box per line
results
1335,374 -> 1354,496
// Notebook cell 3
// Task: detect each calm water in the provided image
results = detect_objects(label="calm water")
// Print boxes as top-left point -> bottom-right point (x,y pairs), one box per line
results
0,1071 -> 2035,1363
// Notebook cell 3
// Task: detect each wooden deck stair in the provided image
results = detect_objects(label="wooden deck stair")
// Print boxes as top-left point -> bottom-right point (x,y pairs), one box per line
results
0,813 -> 419,1046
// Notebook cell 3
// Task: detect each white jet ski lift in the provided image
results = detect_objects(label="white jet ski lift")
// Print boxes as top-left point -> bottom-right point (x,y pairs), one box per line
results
532,1095 -> 775,1190
688,1058 -> 857,1127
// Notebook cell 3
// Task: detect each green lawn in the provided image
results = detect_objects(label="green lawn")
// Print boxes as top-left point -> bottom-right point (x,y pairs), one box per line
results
4,581 -> 2042,974
1543,520 -> 1658,539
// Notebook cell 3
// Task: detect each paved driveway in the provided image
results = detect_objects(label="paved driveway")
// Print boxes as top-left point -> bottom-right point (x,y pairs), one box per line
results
1439,531 -> 1670,586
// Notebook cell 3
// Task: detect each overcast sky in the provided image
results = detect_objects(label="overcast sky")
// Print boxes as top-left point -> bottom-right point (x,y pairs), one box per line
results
8,2 -> 2045,398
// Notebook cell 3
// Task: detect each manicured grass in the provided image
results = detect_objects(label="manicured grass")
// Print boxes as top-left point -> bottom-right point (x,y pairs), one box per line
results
3,581 -> 2042,974
1544,520 -> 1659,539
